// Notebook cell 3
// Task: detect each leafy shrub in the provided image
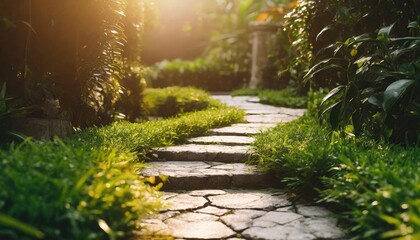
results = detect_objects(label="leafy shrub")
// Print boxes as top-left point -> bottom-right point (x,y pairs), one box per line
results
252,114 -> 420,239
232,88 -> 307,108
0,105 -> 244,239
149,58 -> 248,92
306,22 -> 420,143
143,87 -> 222,117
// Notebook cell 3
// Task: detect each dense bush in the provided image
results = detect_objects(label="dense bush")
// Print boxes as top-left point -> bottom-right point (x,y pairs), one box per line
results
252,114 -> 420,239
149,59 -> 248,92
143,87 -> 222,117
286,0 -> 419,143
0,105 -> 244,239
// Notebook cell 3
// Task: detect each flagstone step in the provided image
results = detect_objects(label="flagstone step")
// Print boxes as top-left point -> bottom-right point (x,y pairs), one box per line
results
209,123 -> 276,136
155,144 -> 251,163
137,189 -> 346,240
187,135 -> 255,146
244,114 -> 299,123
141,161 -> 271,190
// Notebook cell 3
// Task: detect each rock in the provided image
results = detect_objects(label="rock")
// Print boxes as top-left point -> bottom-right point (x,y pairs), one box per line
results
172,212 -> 218,222
242,225 -> 316,240
188,135 -> 255,146
253,211 -> 303,226
196,206 -> 230,216
245,114 -> 298,123
156,144 -> 251,163
209,124 -> 274,136
296,205 -> 333,217
141,161 -> 270,190
189,189 -> 227,196
162,194 -> 207,211
165,219 -> 236,239
303,217 -> 346,239
209,190 -> 291,210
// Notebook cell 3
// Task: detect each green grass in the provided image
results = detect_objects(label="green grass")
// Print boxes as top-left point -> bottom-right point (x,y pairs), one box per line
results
143,87 -> 222,117
252,114 -> 420,240
232,88 -> 307,109
0,105 -> 244,239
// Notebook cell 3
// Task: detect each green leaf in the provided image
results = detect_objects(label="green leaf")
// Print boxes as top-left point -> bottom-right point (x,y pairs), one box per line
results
383,79 -> 415,111
316,25 -> 334,42
378,23 -> 395,36
321,86 -> 345,106
0,214 -> 45,239
368,94 -> 384,108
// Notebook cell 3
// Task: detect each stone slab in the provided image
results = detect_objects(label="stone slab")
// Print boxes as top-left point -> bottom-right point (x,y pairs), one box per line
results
245,114 -> 299,123
165,219 -> 236,239
156,144 -> 251,163
188,135 -> 255,146
209,190 -> 291,210
209,123 -> 275,136
142,189 -> 345,240
141,161 -> 271,190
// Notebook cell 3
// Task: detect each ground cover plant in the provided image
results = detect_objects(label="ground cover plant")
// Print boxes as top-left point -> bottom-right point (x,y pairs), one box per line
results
252,112 -> 420,239
232,88 -> 307,108
143,87 -> 222,117
0,105 -> 244,239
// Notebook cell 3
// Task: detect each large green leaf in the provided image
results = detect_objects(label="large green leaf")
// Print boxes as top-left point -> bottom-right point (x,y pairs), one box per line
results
321,86 -> 345,106
383,79 -> 415,111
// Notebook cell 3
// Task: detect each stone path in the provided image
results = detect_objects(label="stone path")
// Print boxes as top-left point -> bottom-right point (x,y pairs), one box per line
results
138,95 -> 346,240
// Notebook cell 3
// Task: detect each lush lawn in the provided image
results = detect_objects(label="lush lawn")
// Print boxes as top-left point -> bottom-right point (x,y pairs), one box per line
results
143,86 -> 222,117
231,88 -> 307,108
252,114 -> 420,239
0,92 -> 244,239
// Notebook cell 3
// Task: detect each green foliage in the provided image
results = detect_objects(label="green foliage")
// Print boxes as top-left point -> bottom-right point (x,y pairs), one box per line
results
0,0 -> 154,127
0,105 -> 244,239
252,114 -> 420,239
0,83 -> 27,142
232,88 -> 307,108
286,0 -> 419,143
306,22 -> 420,143
149,58 -> 247,92
143,87 -> 222,117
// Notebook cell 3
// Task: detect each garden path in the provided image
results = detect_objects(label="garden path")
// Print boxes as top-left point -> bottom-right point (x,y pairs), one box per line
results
138,95 -> 346,240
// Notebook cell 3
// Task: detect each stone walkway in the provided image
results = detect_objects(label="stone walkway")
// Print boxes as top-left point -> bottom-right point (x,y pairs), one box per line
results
138,95 -> 346,240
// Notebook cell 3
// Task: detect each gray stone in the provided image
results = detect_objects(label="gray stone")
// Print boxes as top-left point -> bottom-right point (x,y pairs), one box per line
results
155,211 -> 180,221
162,194 -> 207,211
297,205 -> 333,217
221,214 -> 253,231
188,135 -> 255,146
141,161 -> 270,190
303,217 -> 346,239
189,189 -> 227,197
245,114 -> 298,123
138,219 -> 171,236
196,206 -> 229,216
209,191 -> 291,210
165,219 -> 236,239
209,124 -> 273,136
156,144 -> 251,163
254,211 -> 303,226
172,212 -> 218,222
243,225 -> 316,240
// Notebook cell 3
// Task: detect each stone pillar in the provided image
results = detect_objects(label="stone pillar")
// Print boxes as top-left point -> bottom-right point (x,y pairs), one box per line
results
249,22 -> 281,89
